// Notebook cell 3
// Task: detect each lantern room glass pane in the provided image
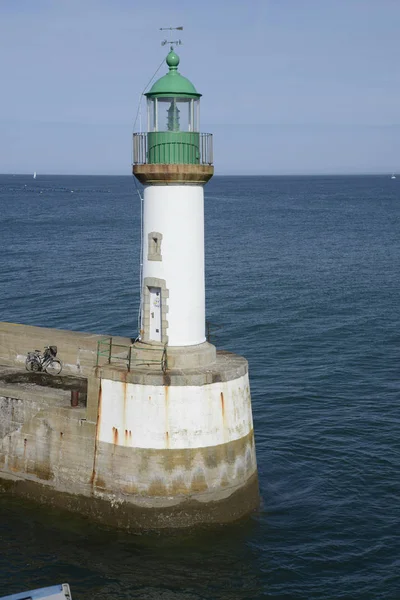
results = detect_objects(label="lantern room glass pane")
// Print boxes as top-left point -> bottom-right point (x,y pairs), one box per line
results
147,97 -> 200,132
147,98 -> 156,132
191,99 -> 199,132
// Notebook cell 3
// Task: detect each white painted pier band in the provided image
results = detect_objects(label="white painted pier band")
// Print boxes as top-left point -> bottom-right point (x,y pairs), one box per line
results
98,374 -> 253,450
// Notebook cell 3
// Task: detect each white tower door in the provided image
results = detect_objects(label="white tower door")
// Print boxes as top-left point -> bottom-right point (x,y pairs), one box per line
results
149,286 -> 162,342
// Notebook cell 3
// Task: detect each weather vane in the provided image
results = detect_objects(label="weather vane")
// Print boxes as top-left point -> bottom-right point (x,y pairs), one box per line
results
160,26 -> 183,49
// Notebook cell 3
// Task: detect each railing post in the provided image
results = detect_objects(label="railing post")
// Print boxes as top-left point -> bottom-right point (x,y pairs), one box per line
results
128,345 -> 132,371
162,344 -> 168,373
108,336 -> 112,364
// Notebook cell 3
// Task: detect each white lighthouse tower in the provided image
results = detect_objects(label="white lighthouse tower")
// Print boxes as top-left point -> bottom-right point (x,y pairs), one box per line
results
93,45 -> 259,528
135,47 -> 210,349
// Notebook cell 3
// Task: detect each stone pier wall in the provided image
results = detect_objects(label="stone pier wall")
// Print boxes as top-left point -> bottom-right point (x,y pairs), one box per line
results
0,322 -> 259,529
0,321 -> 130,377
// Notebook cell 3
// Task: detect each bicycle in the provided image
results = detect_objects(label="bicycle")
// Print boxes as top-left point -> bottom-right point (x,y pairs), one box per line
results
25,345 -> 62,375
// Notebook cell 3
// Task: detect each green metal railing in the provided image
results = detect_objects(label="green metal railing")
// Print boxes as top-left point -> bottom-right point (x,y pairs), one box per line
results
206,321 -> 223,344
96,337 -> 168,373
133,132 -> 213,166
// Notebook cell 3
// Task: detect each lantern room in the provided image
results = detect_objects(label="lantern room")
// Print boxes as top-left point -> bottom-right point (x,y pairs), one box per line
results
146,49 -> 201,132
144,49 -> 202,165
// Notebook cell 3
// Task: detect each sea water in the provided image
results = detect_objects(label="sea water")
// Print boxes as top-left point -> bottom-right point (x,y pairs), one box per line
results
0,174 -> 399,599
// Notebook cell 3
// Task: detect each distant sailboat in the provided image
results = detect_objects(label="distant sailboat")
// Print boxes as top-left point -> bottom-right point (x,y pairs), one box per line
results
33,171 -> 37,179
391,173 -> 396,179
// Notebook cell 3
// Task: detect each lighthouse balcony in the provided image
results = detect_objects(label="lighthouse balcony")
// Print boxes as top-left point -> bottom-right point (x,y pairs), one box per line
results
133,132 -> 213,166
132,132 -> 214,185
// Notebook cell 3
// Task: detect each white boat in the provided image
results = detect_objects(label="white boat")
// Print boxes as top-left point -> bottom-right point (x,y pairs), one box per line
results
33,171 -> 37,179
391,173 -> 396,179
0,584 -> 71,600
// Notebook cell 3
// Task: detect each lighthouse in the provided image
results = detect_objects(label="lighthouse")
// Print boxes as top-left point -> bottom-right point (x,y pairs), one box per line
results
134,47 -> 210,348
92,45 -> 259,528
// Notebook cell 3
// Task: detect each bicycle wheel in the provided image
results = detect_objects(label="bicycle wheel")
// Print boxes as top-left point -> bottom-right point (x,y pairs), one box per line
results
45,359 -> 62,375
26,359 -> 40,372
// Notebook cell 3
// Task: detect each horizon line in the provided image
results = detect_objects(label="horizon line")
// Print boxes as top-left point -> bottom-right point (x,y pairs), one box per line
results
0,172 -> 398,178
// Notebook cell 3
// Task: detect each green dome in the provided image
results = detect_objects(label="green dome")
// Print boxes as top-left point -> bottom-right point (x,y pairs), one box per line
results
145,50 -> 201,99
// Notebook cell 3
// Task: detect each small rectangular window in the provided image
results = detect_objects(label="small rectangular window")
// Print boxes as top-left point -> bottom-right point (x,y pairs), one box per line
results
148,231 -> 162,261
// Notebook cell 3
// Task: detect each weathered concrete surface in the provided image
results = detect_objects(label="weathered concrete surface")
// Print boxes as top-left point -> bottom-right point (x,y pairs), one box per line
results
0,471 -> 259,530
0,379 -> 258,527
0,367 -> 88,396
129,340 -> 216,369
97,350 -> 248,387
0,381 -> 72,440
0,402 -> 93,495
92,431 -> 257,503
0,321 -> 130,377
0,321 -> 259,529
0,368 -> 93,493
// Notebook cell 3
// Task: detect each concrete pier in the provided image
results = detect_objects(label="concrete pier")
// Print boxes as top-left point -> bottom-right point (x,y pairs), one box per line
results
0,321 -> 259,529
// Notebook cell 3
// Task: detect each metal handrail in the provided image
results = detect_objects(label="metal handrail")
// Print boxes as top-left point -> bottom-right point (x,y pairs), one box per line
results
132,132 -> 213,166
206,321 -> 223,344
96,337 -> 168,372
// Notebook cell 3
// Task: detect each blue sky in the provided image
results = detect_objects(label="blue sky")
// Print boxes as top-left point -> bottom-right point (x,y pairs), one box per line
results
1,0 -> 399,175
